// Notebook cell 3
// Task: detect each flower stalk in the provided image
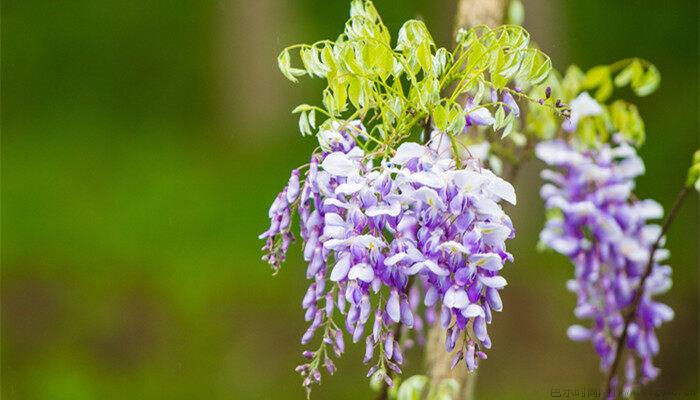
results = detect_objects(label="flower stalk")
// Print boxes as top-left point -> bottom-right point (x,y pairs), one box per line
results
602,184 -> 691,398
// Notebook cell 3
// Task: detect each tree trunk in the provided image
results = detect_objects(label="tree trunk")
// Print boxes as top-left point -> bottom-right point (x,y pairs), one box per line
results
425,1 -> 506,399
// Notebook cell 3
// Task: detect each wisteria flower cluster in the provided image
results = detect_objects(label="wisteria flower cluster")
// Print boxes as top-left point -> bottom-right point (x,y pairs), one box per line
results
537,137 -> 673,394
260,120 -> 517,391
259,1 -> 697,398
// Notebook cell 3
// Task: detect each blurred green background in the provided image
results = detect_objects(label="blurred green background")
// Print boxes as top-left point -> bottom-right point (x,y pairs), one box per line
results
2,0 -> 698,399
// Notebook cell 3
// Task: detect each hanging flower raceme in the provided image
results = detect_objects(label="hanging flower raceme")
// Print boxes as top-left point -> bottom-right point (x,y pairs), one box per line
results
536,138 -> 673,394
260,120 -> 517,392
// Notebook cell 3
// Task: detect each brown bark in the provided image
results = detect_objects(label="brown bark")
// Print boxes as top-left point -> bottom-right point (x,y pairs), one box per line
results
425,1 -> 507,399
452,0 -> 507,42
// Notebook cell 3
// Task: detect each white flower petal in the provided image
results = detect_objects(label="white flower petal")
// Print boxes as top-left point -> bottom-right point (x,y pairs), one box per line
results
423,259 -> 450,276
469,253 -> 503,271
461,303 -> 485,318
384,252 -> 408,266
438,241 -> 469,254
323,198 -> 350,209
567,325 -> 592,341
469,108 -> 495,126
330,254 -> 352,281
535,140 -> 586,166
318,129 -> 345,151
478,223 -> 511,246
450,170 -> 487,193
413,187 -> 445,210
324,213 -> 345,226
411,171 -> 445,189
323,238 -> 348,250
486,175 -> 516,205
443,286 -> 468,309
478,275 -> 507,289
424,286 -> 438,306
348,263 -> 375,282
473,197 -> 502,216
335,181 -> 365,195
391,142 -> 425,165
635,199 -> 663,220
366,202 -> 401,217
387,290 -> 401,322
321,152 -> 357,177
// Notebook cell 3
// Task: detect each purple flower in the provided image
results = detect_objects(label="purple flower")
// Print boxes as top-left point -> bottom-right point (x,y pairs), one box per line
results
465,98 -> 496,127
537,138 -> 672,391
502,91 -> 520,117
261,120 -> 518,389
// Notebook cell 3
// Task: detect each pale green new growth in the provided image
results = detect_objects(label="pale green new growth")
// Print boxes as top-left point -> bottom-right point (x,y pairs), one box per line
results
277,0 -> 558,166
389,375 -> 460,400
525,58 -> 659,147
688,150 -> 700,192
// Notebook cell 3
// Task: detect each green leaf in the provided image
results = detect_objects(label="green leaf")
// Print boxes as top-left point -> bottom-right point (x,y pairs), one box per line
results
529,53 -> 551,84
396,375 -> 429,400
610,100 -> 645,145
432,48 -> 449,77
631,64 -> 660,96
308,109 -> 317,128
397,20 -> 434,51
278,49 -> 305,82
417,41 -> 433,74
321,44 -> 337,73
298,111 -> 311,136
433,103 -> 448,131
577,118 -> 598,147
376,46 -> 394,81
292,104 -> 315,113
594,77 -> 613,102
494,106 -> 506,130
582,66 -> 610,89
614,59 -> 642,88
447,104 -> 466,134
562,65 -> 585,99
688,150 -> 700,191
348,76 -> 363,108
435,378 -> 460,398
473,80 -> 486,104
340,45 -> 362,75
322,88 -> 337,115
418,76 -> 440,109
332,81 -> 348,111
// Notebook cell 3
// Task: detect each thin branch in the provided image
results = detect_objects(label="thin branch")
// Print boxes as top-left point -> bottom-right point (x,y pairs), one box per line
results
602,185 -> 692,398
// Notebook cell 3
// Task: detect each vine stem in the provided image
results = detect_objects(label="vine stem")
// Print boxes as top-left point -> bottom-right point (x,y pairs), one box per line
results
602,185 -> 691,399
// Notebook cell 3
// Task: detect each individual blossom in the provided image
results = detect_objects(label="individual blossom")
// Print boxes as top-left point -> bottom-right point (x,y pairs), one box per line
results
536,137 -> 673,393
562,92 -> 603,132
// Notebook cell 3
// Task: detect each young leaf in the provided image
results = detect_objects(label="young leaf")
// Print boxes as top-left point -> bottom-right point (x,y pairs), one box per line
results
278,49 -> 304,82
614,59 -> 642,88
433,103 -> 448,131
631,64 -> 660,96
348,76 -> 363,108
582,66 -> 609,89
416,41 -> 433,74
